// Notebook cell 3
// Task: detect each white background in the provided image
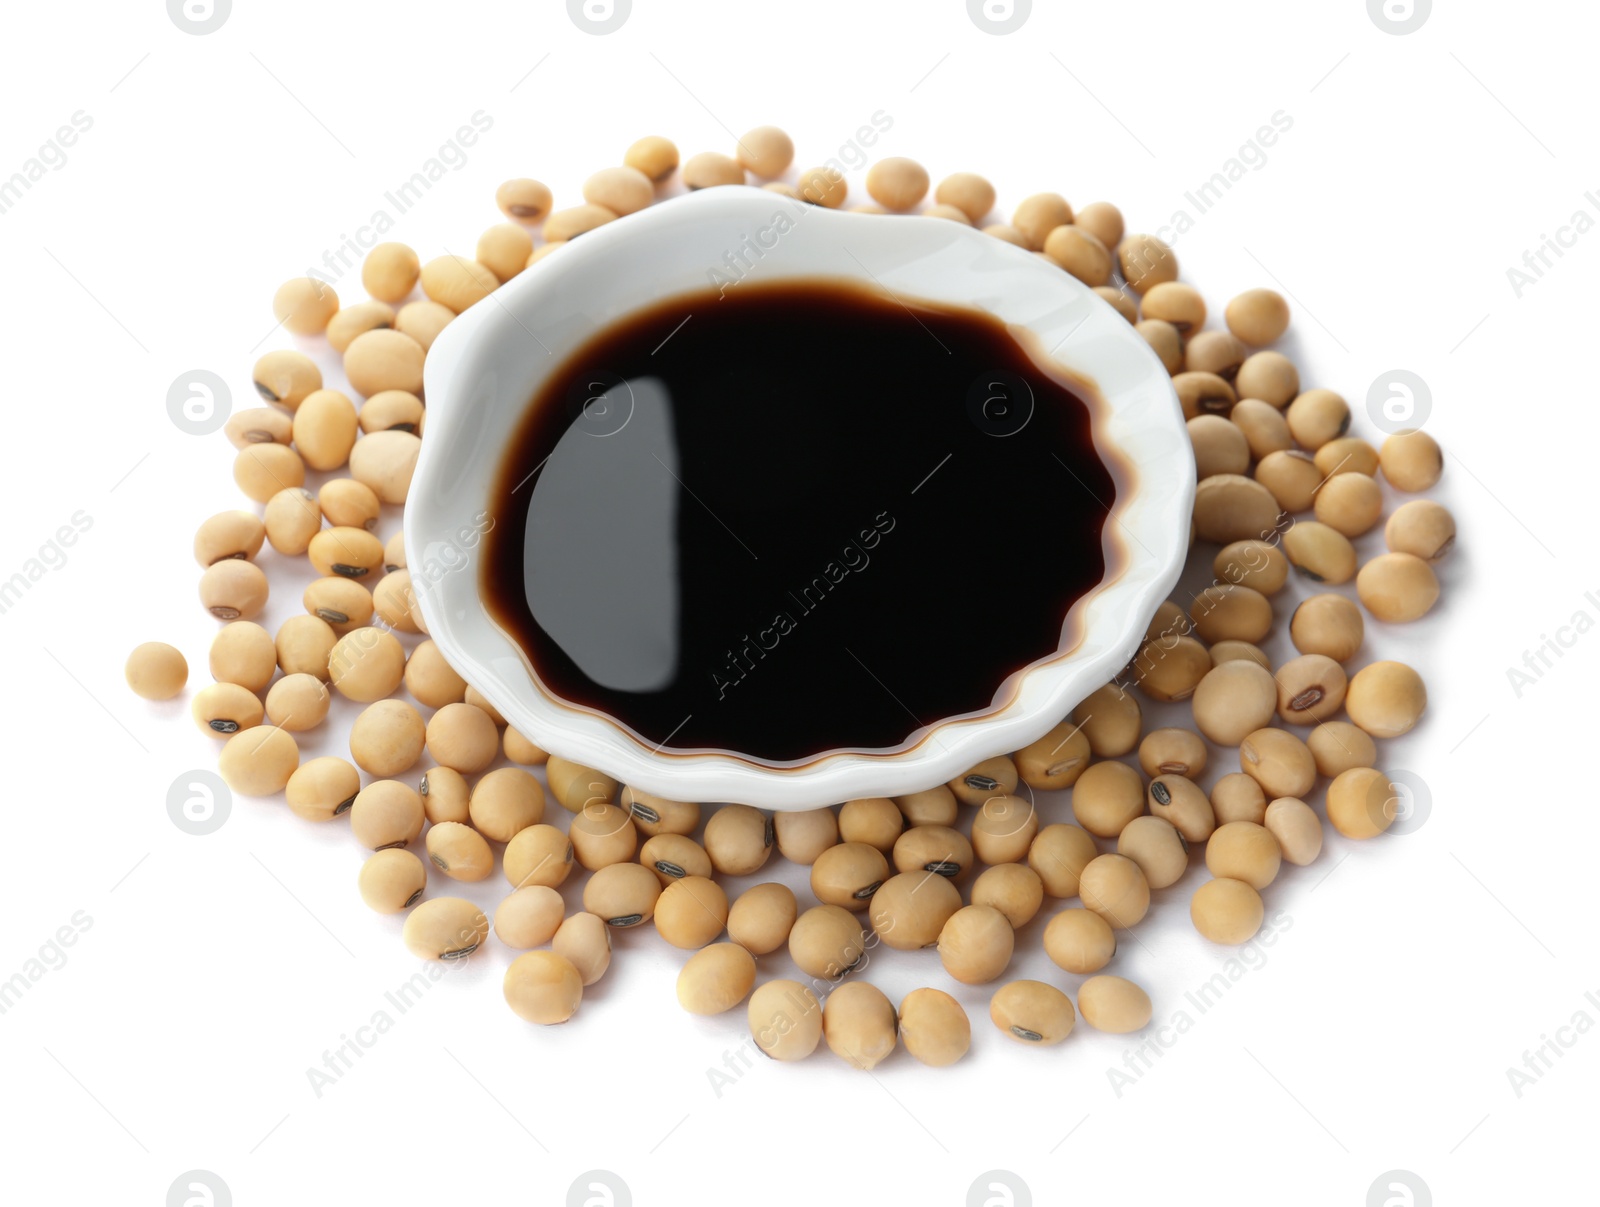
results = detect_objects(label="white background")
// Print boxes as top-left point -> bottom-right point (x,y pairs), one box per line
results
0,1 -> 1589,1204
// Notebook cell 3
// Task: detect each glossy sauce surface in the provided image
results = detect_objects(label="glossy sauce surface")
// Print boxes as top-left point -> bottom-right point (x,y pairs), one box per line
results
483,281 -> 1120,763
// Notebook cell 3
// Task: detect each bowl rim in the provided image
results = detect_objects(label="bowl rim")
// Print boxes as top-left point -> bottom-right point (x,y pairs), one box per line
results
408,186 -> 1193,809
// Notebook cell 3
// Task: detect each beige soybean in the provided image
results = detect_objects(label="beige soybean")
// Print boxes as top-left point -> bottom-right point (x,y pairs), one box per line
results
359,390 -> 424,435
328,628 -> 404,702
1189,414 -> 1251,480
326,301 -> 395,354
971,795 -> 1040,865
682,152 -> 745,190
1357,553 -> 1440,623
583,165 -> 655,216
252,349 -> 322,410
233,443 -> 306,507
988,223 -> 1031,248
348,699 -> 425,774
734,125 -> 794,178
1214,540 -> 1289,595
493,885 -> 565,948
1147,773 -> 1216,842
265,673 -> 330,733
263,487 -> 320,556
371,571 -> 420,634
971,864 -> 1044,929
1044,225 -> 1112,285
679,944 -> 758,1017
286,756 -> 360,822
895,786 -> 960,828
748,979 -> 823,1061
1191,878 -> 1264,944
350,779 -> 424,849
1191,660 -> 1276,745
569,803 -> 638,870
1205,821 -> 1281,889
303,577 -> 374,636
820,981 -> 898,1070
934,172 -> 995,223
476,223 -> 534,282
1186,330 -> 1249,382
1235,352 -> 1300,408
653,875 -> 727,948
1010,193 -> 1073,249
1077,976 -> 1153,1034
583,862 -> 663,928
1117,232 -> 1177,293
1315,472 -> 1384,537
1139,728 -> 1208,779
727,882 -> 797,955
546,757 -> 619,812
1326,767 -> 1398,839
898,988 -> 970,1067
1239,728 -> 1317,798
1284,389 -> 1349,448
496,178 -> 553,223
1134,634 -> 1210,703
640,833 -> 712,886
1307,721 -> 1378,778
125,642 -> 188,701
504,951 -> 582,1024
345,328 -> 425,396
1070,761 -> 1144,839
1190,583 -> 1272,644
1211,640 -> 1271,670
948,755 -> 1019,806
1210,772 -> 1267,825
1074,201 -> 1124,249
789,906 -> 867,979
318,479 -> 381,532
991,980 -> 1076,1046
358,849 -> 427,913
1290,593 -> 1364,662
218,726 -> 299,795
1174,371 -> 1238,419
426,822 -> 494,883
361,242 -> 420,302
191,682 -> 264,738
398,643 -> 465,711
1071,682 -> 1142,756
464,687 -> 506,725
406,898 -> 489,961
351,430 -> 422,506
1275,654 -> 1348,724
1380,430 -> 1443,492
210,621 -> 277,691
308,526 -> 384,581
870,872 -> 962,952
469,767 -> 546,843
226,405 -> 292,448
1116,815 -> 1188,890
553,913 -> 612,986
1078,853 -> 1151,929
1224,288 -> 1290,344
504,728 -> 549,767
1255,450 -> 1324,514
1137,319 -> 1183,375
1026,823 -> 1097,898
865,157 -> 928,211
425,702 -> 498,772
503,823 -> 574,889
1346,660 -> 1427,738
1283,522 -> 1358,585
1231,399 -> 1293,459
420,766 -> 471,825
774,806 -> 839,864
811,842 -> 889,910
273,277 -> 338,334
838,797 -> 904,853
893,825 -> 973,881
925,204 -> 971,223
395,300 -> 454,351
1264,797 -> 1324,866
1043,908 -> 1117,975
937,905 -> 1014,985
704,804 -> 774,876
194,511 -> 266,567
1315,436 -> 1380,479
1140,281 -> 1205,333
1014,720 -> 1091,790
624,136 -> 677,182
1193,474 -> 1283,544
1386,499 -> 1456,562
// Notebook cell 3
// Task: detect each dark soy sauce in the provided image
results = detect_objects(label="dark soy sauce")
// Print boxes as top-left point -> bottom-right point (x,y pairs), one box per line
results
483,280 -> 1123,764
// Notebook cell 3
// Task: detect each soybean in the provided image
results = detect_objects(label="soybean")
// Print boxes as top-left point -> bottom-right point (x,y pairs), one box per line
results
1263,798 -> 1324,866
1345,660 -> 1427,738
286,756 -> 360,822
1077,976 -> 1153,1034
199,559 -> 269,621
653,875 -> 728,948
938,905 -> 1014,985
469,767 -> 546,843
504,951 -> 582,1023
553,913 -> 612,986
1380,430 -> 1443,492
191,682 -> 264,738
1386,500 -> 1456,562
679,944 -> 758,1016
870,872 -> 962,951
970,864 -> 1045,929
990,980 -> 1075,1045
1205,821 -> 1282,889
624,137 -> 678,182
1275,654 -> 1348,724
265,673 -> 331,733
1043,908 -> 1116,975
404,898 -> 488,961
727,883 -> 797,955
584,862 -> 663,928
1027,824 -> 1098,898
1071,683 -> 1142,756
359,849 -> 427,913
126,642 -> 187,700
1191,878 -> 1264,945
774,807 -> 839,865
898,988 -> 970,1067
1224,288 -> 1290,344
1326,767 -> 1398,839
1357,553 -> 1440,623
1116,815 -> 1188,889
252,349 -> 321,409
1078,854 -> 1151,929
1071,761 -> 1144,838
811,839 -> 886,909
822,982 -> 898,1069
1238,728 -> 1317,799
494,885 -> 565,948
703,804 -> 774,876
218,726 -> 299,796
350,779 -> 424,849
1290,593 -> 1364,662
748,980 -> 823,1061
789,906 -> 867,979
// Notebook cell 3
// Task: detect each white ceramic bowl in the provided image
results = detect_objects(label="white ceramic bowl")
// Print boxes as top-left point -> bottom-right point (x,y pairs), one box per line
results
409,187 -> 1192,809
